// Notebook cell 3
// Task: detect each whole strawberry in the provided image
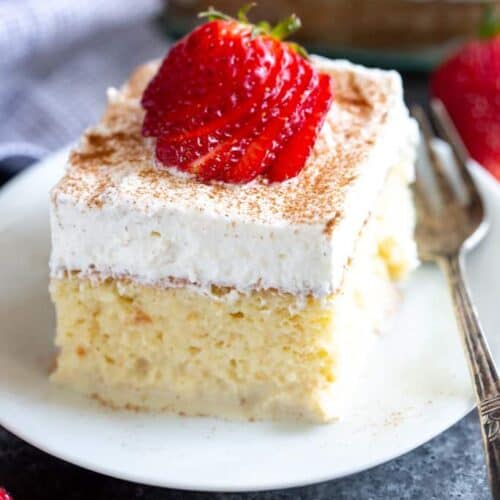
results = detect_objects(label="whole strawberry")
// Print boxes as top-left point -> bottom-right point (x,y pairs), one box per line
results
0,487 -> 13,500
142,5 -> 333,183
431,9 -> 500,179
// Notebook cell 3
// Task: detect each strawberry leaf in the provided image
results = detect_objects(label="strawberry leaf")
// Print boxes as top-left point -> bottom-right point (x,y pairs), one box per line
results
270,14 -> 301,40
198,7 -> 232,22
479,4 -> 500,38
237,2 -> 257,23
197,6 -> 308,58
287,42 -> 309,59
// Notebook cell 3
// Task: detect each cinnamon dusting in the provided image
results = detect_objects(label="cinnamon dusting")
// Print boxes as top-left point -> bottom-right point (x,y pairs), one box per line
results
53,59 -> 399,231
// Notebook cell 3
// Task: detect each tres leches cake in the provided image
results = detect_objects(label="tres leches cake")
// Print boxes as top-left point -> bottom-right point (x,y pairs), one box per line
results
49,9 -> 418,422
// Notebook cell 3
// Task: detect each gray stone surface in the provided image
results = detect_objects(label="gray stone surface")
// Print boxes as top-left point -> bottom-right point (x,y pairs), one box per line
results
0,412 -> 489,499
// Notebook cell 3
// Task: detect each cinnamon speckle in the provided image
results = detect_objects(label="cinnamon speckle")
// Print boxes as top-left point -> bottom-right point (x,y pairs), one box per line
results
323,213 -> 340,235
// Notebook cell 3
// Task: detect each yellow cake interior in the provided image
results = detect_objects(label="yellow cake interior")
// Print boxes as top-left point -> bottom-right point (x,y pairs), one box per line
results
50,160 -> 416,423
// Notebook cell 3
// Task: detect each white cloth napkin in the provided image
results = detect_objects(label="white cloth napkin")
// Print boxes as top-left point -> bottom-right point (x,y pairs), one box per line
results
0,0 -> 167,172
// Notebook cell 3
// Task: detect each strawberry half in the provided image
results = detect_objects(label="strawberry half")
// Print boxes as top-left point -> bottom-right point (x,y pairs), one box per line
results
431,9 -> 500,180
142,6 -> 333,183
0,488 -> 12,500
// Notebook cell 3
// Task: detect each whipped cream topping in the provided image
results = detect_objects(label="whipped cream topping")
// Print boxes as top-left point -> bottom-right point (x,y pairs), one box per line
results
49,57 -> 418,296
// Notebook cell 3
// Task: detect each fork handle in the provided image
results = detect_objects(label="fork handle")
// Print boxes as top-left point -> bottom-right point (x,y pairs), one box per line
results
440,252 -> 500,498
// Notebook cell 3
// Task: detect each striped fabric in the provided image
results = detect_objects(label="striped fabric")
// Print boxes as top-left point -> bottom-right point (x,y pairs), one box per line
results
0,0 -> 167,173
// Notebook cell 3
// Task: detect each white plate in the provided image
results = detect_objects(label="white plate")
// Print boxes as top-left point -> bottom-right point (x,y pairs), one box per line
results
1,146 -> 499,492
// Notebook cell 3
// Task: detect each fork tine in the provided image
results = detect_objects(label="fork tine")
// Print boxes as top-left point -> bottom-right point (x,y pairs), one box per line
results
412,149 -> 433,214
407,106 -> 432,210
411,105 -> 441,171
412,172 -> 432,217
430,99 -> 469,167
411,105 -> 456,206
430,98 -> 478,203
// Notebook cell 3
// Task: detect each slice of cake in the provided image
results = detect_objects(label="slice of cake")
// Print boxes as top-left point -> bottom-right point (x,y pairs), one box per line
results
49,10 -> 418,422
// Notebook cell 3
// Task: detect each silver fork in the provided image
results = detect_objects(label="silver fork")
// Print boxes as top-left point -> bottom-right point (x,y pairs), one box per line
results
412,100 -> 500,498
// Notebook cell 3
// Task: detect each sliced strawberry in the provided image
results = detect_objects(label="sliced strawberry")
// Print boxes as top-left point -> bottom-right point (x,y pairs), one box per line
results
221,60 -> 315,183
267,73 -> 333,182
159,42 -> 285,145
157,48 -> 299,179
143,22 -> 272,137
184,50 -> 305,182
142,11 -> 334,183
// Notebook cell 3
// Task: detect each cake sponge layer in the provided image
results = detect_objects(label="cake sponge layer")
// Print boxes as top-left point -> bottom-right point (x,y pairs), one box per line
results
50,162 -> 417,422
52,277 -> 345,420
